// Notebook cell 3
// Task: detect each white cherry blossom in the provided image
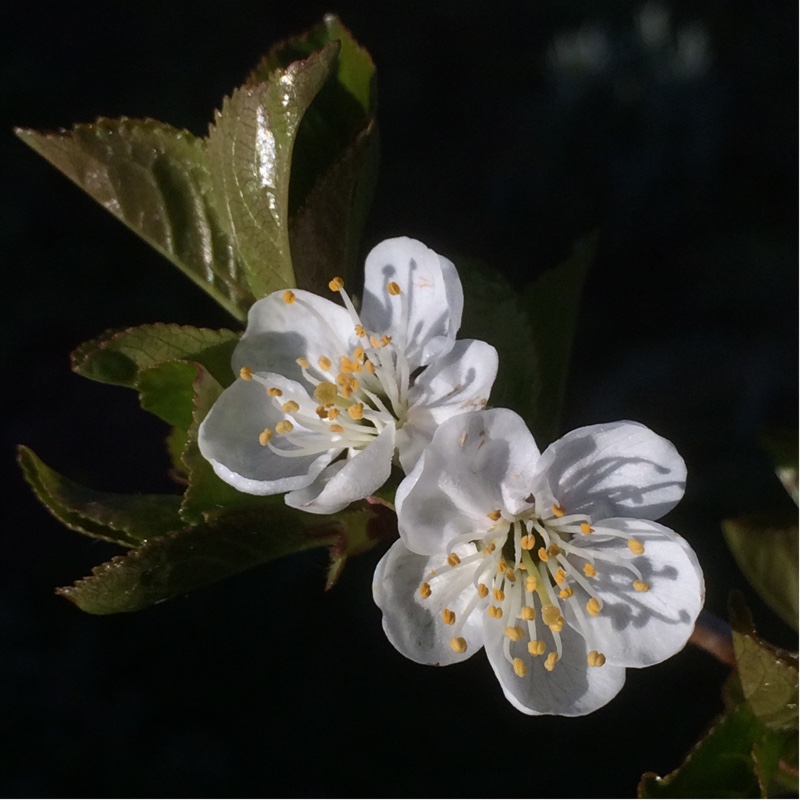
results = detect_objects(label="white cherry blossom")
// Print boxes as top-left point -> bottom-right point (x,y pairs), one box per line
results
199,237 -> 498,515
374,408 -> 704,716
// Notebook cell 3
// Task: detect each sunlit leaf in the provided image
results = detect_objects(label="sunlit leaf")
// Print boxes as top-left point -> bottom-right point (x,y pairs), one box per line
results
56,504 -> 369,614
730,593 -> 799,731
16,121 -> 254,320
520,232 -> 596,445
18,445 -> 183,548
206,42 -> 339,299
71,323 -> 238,389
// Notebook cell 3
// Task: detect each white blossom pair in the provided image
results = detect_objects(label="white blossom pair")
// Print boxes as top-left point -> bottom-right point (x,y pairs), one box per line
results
200,235 -> 704,715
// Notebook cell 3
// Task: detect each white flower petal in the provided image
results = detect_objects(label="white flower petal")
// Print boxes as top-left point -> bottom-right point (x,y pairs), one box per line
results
360,237 -> 464,367
483,616 -> 626,716
373,540 -> 485,666
285,423 -> 396,514
535,421 -> 686,520
397,340 -> 499,472
232,290 -> 356,384
567,518 -> 704,668
198,375 -> 334,494
396,409 -> 541,554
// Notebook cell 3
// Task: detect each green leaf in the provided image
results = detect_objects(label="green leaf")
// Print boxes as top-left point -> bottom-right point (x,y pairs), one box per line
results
15,120 -> 255,320
456,257 -> 539,426
520,233 -> 597,445
723,516 -> 799,632
248,15 -> 378,291
289,121 -> 379,295
71,324 -> 238,389
18,445 -> 183,548
730,593 -> 799,731
136,361 -> 199,429
206,42 -> 340,298
56,504 -> 371,614
752,729 -> 799,797
639,703 -> 765,799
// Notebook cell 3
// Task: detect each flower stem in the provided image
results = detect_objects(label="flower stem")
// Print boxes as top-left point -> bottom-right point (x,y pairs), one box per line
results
689,609 -> 736,666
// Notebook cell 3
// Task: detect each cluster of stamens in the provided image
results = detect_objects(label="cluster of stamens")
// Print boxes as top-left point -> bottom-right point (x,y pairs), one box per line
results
239,278 -> 414,459
418,499 -> 651,678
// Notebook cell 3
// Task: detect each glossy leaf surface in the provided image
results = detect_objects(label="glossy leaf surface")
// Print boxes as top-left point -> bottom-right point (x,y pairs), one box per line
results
16,121 -> 255,320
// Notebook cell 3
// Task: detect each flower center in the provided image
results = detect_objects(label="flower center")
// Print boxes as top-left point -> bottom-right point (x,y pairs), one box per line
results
418,499 -> 651,677
241,278 -> 415,459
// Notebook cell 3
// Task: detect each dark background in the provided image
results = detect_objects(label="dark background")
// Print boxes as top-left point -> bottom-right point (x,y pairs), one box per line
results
3,1 -> 797,796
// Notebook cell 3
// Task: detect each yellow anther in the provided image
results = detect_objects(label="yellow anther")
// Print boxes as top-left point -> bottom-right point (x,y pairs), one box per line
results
628,538 -> 645,555
364,359 -> 376,374
447,553 -> 461,567
442,609 -> 456,625
519,606 -> 536,621
348,403 -> 365,420
525,575 -> 538,592
537,547 -> 549,562
554,568 -> 567,585
580,522 -> 593,535
369,335 -> 380,348
329,424 -> 345,434
633,580 -> 651,592
267,387 -> 283,397
353,346 -> 366,362
520,534 -> 535,550
354,324 -> 366,338
544,652 -> 559,672
505,569 -> 517,583
281,400 -> 299,413
239,366 -> 254,381
315,406 -> 328,419
548,543 -> 562,557
504,626 -> 525,642
380,335 -> 392,347
477,583 -> 489,598
318,356 -> 332,372
419,582 -> 432,599
583,563 -> 597,578
487,509 -> 502,521
496,559 -> 507,573
551,504 -> 565,518
487,606 -> 503,619
513,657 -> 527,677
327,408 -> 340,420
328,276 -> 344,292
258,428 -> 273,446
541,605 -> 561,627
518,562 -> 527,571
275,420 -> 294,436
449,637 -> 468,654
485,543 -> 496,554
340,356 -> 358,374
493,588 -> 505,602
313,381 -> 338,405
586,597 -> 602,617
282,290 -> 296,304
587,650 -> 607,668
559,587 -> 574,599
528,640 -> 547,656
550,617 -> 564,633
296,357 -> 310,369
387,281 -> 402,296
